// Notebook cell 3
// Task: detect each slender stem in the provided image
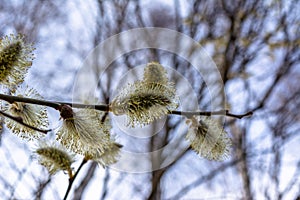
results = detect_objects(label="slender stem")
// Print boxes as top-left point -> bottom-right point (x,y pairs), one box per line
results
0,93 -> 109,111
56,101 -> 109,111
170,110 -> 253,119
0,93 -> 61,109
0,110 -> 50,134
224,110 -> 253,119
63,158 -> 88,200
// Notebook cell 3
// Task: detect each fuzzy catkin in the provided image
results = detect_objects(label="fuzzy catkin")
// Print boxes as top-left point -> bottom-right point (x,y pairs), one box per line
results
111,82 -> 178,127
0,34 -> 34,88
4,87 -> 49,140
186,116 -> 231,161
143,62 -> 169,85
35,142 -> 74,175
57,108 -> 111,154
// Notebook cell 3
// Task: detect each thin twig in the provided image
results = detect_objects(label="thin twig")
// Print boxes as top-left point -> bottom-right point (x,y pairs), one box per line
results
56,102 -> 109,111
224,110 -> 253,119
170,110 -> 253,119
63,158 -> 88,200
0,93 -> 61,110
0,110 -> 51,134
0,93 -> 109,111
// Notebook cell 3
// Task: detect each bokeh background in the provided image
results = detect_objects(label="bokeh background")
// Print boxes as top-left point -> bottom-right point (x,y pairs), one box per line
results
0,0 -> 299,199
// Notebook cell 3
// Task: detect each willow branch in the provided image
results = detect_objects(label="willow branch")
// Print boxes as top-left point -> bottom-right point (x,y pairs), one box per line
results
63,158 -> 88,200
0,110 -> 50,134
0,93 -> 253,119
0,93 -> 61,109
58,102 -> 109,111
170,110 -> 253,119
0,93 -> 109,111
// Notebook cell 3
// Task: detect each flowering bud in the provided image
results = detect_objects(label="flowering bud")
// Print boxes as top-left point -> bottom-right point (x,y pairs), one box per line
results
34,141 -> 74,175
59,104 -> 74,119
85,142 -> 122,168
110,81 -> 179,127
0,34 -> 34,88
143,62 -> 169,85
185,116 -> 231,161
4,86 -> 49,140
57,107 -> 113,156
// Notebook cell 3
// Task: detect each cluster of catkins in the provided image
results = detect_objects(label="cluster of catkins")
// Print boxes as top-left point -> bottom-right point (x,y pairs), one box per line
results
0,34 -> 231,176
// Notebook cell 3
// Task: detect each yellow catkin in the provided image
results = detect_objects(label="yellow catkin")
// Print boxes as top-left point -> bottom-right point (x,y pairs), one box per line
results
4,86 -> 49,140
143,62 -> 169,85
35,143 -> 74,175
186,116 -> 231,161
111,81 -> 178,127
85,142 -> 122,168
57,107 -> 115,157
0,34 -> 34,88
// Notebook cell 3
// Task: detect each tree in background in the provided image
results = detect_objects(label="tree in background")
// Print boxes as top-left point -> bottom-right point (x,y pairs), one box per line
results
0,0 -> 299,200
